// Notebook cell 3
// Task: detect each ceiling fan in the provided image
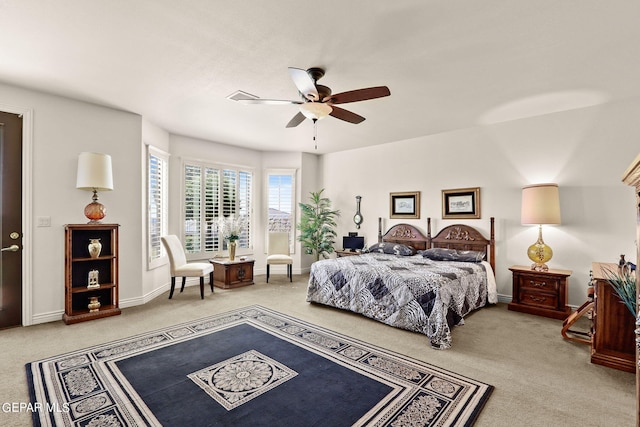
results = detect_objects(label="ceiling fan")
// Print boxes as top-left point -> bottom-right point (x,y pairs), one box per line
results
234,67 -> 391,128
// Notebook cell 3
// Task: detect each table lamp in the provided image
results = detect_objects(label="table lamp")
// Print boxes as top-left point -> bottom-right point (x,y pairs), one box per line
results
521,183 -> 561,271
76,152 -> 113,223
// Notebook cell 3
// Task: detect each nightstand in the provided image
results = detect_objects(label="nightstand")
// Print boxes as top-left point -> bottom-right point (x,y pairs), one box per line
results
508,265 -> 572,320
336,250 -> 361,257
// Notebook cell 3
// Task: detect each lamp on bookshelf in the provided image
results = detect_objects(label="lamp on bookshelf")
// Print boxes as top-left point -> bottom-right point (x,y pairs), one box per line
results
521,183 -> 561,271
76,152 -> 114,223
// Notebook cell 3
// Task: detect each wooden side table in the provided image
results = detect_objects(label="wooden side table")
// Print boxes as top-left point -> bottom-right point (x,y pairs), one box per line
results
508,265 -> 572,320
210,258 -> 254,289
336,250 -> 361,257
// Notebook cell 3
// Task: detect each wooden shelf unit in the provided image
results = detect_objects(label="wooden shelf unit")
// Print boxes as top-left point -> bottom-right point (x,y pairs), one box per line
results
63,224 -> 121,324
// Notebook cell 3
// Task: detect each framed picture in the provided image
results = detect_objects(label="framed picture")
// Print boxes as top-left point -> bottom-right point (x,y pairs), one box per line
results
390,191 -> 420,219
442,187 -> 480,219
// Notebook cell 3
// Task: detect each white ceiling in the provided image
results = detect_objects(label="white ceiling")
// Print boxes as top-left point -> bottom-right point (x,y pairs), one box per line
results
0,1 -> 638,154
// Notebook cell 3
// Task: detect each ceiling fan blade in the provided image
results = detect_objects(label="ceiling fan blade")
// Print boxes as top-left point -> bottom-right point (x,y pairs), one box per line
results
326,86 -> 390,104
289,67 -> 319,101
329,105 -> 366,124
286,111 -> 306,128
237,98 -> 302,105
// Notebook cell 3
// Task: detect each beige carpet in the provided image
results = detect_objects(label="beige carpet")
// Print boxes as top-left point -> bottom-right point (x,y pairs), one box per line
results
1,273 -> 635,426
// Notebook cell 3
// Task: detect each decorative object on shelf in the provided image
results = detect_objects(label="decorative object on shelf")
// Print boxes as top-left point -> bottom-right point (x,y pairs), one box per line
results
88,296 -> 101,312
521,183 -> 561,271
217,215 -> 247,261
602,264 -> 637,316
353,195 -> 363,229
442,187 -> 481,219
389,191 -> 420,219
88,238 -> 102,259
76,152 -> 114,223
298,189 -> 340,261
87,270 -> 100,288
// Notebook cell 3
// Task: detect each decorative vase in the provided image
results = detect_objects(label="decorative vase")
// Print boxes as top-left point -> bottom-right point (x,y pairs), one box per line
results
88,238 -> 102,259
88,296 -> 101,312
229,240 -> 237,261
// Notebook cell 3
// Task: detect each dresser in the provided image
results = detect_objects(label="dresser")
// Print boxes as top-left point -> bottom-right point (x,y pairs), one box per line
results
622,153 -> 640,423
508,265 -> 572,320
590,262 -> 636,373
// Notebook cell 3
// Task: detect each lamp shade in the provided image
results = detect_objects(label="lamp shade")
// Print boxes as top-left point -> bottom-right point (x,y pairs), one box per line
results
299,102 -> 332,120
521,183 -> 561,225
76,152 -> 114,191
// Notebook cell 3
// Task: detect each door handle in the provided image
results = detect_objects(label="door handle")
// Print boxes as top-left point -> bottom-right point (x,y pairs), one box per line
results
1,245 -> 19,252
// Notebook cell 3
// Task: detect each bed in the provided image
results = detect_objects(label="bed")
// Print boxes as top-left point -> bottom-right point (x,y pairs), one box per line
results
306,217 -> 497,349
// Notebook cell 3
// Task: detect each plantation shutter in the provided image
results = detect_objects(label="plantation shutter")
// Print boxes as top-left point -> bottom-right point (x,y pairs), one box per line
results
147,146 -> 169,268
184,164 -> 202,253
183,161 -> 253,257
204,167 -> 219,252
238,171 -> 252,249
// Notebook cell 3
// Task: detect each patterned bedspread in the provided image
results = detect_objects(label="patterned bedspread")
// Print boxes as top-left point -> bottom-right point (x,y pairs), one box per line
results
306,253 -> 496,349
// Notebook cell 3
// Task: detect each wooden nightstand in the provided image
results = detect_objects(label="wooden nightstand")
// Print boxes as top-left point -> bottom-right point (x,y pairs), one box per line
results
336,250 -> 361,257
210,258 -> 254,289
508,265 -> 572,320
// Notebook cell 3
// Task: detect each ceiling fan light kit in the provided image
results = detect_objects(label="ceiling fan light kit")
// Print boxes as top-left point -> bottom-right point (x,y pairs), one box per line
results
231,66 -> 390,148
299,102 -> 332,120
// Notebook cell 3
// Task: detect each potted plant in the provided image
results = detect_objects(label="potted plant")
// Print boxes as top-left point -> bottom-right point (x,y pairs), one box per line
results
297,189 -> 340,261
602,265 -> 637,316
217,215 -> 246,261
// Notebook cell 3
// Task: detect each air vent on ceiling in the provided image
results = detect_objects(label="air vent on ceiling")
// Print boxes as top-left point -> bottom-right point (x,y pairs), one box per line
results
226,90 -> 259,102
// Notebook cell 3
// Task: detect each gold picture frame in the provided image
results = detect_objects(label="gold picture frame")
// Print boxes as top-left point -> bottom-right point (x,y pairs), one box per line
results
442,187 -> 480,219
390,191 -> 420,219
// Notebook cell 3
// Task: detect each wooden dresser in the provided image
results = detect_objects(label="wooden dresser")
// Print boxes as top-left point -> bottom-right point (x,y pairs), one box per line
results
590,264 -> 636,373
508,265 -> 572,319
622,153 -> 640,424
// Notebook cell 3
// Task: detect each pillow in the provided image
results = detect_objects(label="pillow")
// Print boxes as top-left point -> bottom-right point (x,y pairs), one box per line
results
420,247 -> 485,263
367,242 -> 417,256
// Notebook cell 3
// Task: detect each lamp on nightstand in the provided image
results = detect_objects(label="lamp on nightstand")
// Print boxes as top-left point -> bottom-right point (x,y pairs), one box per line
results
521,183 -> 561,271
76,152 -> 114,223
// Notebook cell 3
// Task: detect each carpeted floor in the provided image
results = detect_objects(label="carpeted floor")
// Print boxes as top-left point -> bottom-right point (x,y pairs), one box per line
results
1,273 -> 636,426
26,306 -> 492,426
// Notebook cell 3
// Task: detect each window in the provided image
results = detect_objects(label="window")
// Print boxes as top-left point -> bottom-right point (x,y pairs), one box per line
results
147,146 -> 169,269
183,160 -> 253,258
266,169 -> 296,253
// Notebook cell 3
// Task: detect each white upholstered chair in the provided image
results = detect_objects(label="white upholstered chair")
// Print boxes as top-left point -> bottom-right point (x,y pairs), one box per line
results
266,232 -> 293,283
161,235 -> 214,299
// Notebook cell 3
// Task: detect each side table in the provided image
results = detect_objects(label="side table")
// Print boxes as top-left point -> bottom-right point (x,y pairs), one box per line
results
336,250 -> 362,257
508,265 -> 572,320
210,258 -> 255,289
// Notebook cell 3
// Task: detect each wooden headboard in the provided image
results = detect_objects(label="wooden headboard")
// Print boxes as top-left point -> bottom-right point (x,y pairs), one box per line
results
380,223 -> 430,251
378,217 -> 496,272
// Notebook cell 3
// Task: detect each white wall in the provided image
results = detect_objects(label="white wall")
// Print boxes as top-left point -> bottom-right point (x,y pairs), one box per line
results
6,77 -> 638,322
0,82 -> 144,324
320,97 -> 640,306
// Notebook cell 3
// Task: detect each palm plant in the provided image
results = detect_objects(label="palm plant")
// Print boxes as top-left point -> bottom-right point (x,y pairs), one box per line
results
297,189 -> 340,261
602,266 -> 637,316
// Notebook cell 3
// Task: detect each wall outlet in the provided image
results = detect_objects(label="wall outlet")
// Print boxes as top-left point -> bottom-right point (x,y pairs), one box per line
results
37,216 -> 51,227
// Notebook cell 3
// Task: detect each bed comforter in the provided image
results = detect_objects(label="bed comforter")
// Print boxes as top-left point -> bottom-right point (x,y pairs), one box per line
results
306,253 -> 498,349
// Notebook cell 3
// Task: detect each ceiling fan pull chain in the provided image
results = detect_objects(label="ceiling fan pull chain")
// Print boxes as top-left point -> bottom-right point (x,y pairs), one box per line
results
313,118 -> 318,150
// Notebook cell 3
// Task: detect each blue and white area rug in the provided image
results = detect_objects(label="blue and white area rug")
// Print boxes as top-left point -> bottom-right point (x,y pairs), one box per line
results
26,305 -> 492,426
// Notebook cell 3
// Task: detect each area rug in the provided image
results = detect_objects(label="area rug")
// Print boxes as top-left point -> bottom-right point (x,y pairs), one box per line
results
26,305 -> 492,426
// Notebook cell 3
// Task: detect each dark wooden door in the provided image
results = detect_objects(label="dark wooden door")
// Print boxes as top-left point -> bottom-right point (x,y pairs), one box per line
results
0,112 -> 23,329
